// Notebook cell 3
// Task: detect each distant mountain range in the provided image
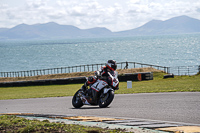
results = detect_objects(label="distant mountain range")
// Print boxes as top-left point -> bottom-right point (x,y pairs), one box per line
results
0,15 -> 200,40
116,15 -> 200,36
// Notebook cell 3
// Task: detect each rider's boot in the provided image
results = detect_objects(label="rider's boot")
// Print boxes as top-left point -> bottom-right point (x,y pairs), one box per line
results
81,82 -> 88,93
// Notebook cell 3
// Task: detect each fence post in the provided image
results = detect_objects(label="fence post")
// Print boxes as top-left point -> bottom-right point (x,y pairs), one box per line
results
178,67 -> 180,75
68,67 -> 70,73
167,67 -> 170,74
198,65 -> 200,74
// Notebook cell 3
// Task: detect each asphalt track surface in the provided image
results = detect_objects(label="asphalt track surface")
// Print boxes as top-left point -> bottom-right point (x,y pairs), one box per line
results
1,92 -> 200,124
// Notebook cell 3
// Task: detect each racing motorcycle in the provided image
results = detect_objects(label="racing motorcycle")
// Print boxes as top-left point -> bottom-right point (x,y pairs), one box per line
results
72,71 -> 119,108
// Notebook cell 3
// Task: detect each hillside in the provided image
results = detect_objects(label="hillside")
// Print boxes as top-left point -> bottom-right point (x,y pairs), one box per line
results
0,22 -> 112,39
116,15 -> 200,36
0,15 -> 200,40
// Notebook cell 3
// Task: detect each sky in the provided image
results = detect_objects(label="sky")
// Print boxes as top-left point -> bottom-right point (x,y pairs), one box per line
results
0,0 -> 200,32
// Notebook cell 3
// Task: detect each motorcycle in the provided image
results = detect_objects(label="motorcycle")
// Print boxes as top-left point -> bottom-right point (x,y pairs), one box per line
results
72,71 -> 119,108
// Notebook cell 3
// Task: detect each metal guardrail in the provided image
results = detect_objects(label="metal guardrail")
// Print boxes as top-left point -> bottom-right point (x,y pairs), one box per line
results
169,65 -> 200,76
0,62 -> 170,78
1,62 -> 199,78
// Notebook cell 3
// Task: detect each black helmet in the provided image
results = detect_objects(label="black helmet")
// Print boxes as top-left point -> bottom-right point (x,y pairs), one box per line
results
106,60 -> 117,71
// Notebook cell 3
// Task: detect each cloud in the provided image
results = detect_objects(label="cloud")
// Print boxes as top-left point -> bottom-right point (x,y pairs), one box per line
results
52,0 -> 125,30
0,0 -> 200,31
124,0 -> 200,29
26,0 -> 47,9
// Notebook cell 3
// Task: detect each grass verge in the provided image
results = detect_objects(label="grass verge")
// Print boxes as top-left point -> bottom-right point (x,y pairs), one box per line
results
116,72 -> 200,94
0,72 -> 199,100
0,115 -> 124,133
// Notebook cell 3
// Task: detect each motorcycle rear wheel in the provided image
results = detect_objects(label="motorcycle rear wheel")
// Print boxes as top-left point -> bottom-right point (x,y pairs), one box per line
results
72,90 -> 83,108
98,90 -> 114,108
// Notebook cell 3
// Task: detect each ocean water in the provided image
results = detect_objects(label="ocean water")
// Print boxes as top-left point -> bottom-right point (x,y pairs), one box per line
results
0,34 -> 200,72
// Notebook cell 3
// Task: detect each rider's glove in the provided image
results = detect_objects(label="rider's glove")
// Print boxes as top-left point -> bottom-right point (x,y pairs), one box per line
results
95,71 -> 101,78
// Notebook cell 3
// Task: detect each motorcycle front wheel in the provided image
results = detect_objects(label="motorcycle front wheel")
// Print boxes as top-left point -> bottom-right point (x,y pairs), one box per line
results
72,89 -> 83,108
98,90 -> 114,108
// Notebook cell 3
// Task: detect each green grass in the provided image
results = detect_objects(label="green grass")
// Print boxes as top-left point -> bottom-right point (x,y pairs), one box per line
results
117,73 -> 200,94
0,84 -> 80,100
0,72 -> 200,100
0,115 -> 124,133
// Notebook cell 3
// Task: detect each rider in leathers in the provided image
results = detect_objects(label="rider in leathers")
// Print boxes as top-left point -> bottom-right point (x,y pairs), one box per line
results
81,60 -> 118,99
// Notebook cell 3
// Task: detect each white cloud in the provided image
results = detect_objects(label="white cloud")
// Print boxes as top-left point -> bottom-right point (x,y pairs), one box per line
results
26,0 -> 47,9
0,0 -> 200,31
123,0 -> 200,30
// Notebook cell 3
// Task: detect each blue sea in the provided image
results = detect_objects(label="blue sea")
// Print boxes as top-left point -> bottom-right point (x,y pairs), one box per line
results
0,34 -> 200,72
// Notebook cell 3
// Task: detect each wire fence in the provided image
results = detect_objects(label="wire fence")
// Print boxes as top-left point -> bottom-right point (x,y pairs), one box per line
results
0,62 -> 170,78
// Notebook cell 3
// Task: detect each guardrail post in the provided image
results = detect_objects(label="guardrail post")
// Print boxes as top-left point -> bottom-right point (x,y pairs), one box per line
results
167,67 -> 170,74
178,67 -> 180,75
68,67 -> 70,73
198,65 -> 200,74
